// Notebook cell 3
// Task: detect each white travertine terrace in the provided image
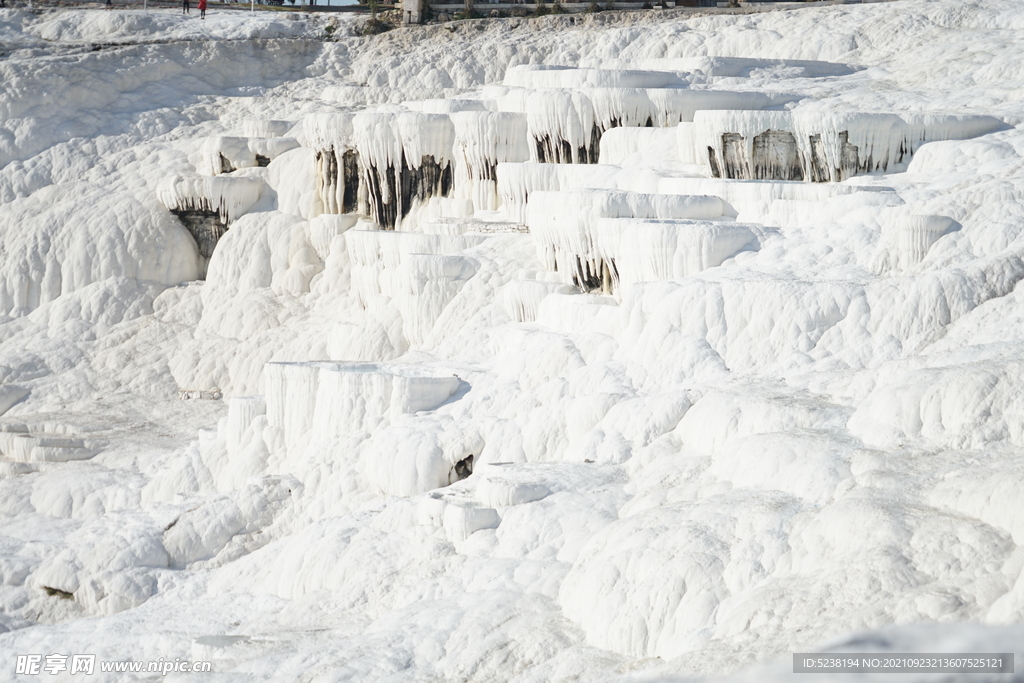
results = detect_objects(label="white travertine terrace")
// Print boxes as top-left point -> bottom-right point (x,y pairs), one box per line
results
528,189 -> 729,291
4,2 -> 1024,680
156,174 -> 263,226
451,111 -> 531,211
194,135 -> 299,176
690,109 -> 1004,182
264,361 -> 460,455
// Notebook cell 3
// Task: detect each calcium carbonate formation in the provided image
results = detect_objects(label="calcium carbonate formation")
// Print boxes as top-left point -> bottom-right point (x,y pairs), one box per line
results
7,4 -> 1024,679
692,109 -> 1003,182
528,189 -> 732,291
146,59 -> 1007,510
304,112 -> 362,216
160,65 -> 996,277
194,135 -> 299,176
156,175 -> 263,261
156,56 -> 1008,539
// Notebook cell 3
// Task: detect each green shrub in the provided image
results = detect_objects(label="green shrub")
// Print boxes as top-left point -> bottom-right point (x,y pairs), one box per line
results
359,17 -> 391,34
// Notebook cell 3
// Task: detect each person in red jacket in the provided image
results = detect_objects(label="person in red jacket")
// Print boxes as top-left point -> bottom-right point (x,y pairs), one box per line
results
198,0 -> 207,18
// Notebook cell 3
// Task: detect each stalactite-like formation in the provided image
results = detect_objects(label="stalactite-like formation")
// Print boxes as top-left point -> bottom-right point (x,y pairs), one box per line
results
752,130 -> 804,181
169,206 -> 228,260
500,80 -> 789,166
497,162 -> 625,225
315,147 -> 361,215
451,112 -> 531,211
305,113 -> 362,217
156,175 -> 262,274
692,110 -> 1003,182
528,189 -> 729,293
352,113 -> 456,230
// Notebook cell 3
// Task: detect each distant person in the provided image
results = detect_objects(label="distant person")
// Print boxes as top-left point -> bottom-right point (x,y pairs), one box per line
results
199,0 -> 207,17
106,0 -> 112,8
183,0 -> 190,13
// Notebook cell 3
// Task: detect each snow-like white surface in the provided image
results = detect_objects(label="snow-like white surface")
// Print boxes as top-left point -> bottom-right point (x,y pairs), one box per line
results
4,2 -> 1024,682
157,174 -> 264,224
528,188 -> 730,290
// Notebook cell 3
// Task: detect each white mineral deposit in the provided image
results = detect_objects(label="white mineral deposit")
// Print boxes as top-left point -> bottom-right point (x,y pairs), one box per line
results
2,1 -> 1024,680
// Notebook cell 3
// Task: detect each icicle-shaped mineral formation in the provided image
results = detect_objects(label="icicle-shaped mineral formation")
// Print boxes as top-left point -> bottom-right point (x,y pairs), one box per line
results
528,189 -> 727,292
591,218 -> 757,288
691,110 -> 1004,182
497,162 -> 629,224
451,111 -> 531,211
496,66 -> 790,166
156,175 -> 262,265
304,113 -> 362,216
351,112 -> 456,229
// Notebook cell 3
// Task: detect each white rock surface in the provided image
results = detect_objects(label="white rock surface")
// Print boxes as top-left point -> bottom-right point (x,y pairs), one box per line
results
1,2 -> 1024,682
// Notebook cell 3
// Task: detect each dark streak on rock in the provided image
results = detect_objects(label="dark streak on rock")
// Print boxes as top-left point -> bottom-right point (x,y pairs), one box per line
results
170,208 -> 228,262
43,586 -> 74,600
